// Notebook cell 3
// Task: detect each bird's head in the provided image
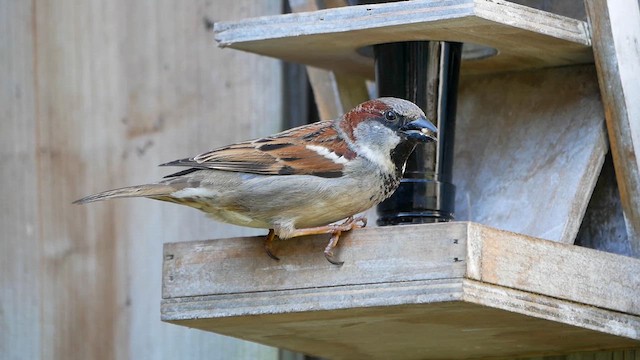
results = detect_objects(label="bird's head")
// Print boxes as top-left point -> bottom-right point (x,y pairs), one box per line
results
340,97 -> 437,144
338,97 -> 438,173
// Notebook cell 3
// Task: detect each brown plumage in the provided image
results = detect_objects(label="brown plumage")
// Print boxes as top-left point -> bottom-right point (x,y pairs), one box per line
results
75,97 -> 438,264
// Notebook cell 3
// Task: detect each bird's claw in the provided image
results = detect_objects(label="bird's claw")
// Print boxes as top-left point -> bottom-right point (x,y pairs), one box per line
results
263,229 -> 280,261
265,247 -> 280,261
324,250 -> 344,266
324,230 -> 344,266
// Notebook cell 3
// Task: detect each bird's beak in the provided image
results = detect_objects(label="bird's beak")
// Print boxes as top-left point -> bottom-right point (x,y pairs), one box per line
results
400,117 -> 438,142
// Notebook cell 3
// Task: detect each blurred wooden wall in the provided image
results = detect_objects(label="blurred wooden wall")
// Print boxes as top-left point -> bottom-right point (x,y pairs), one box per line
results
1,1 -> 282,359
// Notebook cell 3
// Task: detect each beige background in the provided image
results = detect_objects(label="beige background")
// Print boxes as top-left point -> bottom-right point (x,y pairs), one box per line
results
1,1 -> 282,359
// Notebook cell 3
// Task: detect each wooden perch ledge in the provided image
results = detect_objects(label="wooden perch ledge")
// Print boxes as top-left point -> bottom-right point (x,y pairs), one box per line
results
213,0 -> 593,77
162,222 -> 640,360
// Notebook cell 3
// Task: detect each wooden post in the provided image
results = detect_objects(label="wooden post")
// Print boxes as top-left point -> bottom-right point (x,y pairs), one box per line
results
585,0 -> 640,257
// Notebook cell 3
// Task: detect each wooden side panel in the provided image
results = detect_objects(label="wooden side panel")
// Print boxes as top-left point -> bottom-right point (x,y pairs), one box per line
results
454,65 -> 607,243
585,0 -> 640,257
0,2 -> 40,359
467,223 -> 640,316
164,287 -> 640,360
163,223 -> 468,299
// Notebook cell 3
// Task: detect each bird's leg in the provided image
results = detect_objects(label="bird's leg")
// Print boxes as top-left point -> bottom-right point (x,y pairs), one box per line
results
284,216 -> 367,265
324,231 -> 344,265
284,216 -> 367,237
263,229 -> 280,261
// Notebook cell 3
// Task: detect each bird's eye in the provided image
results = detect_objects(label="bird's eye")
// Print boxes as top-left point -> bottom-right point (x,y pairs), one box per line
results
384,111 -> 397,122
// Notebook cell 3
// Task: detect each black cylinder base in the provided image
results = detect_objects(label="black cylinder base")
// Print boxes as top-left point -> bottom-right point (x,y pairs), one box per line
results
377,178 -> 456,225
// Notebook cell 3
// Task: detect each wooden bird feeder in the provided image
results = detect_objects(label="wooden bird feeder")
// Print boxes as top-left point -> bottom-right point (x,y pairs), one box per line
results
161,1 -> 640,358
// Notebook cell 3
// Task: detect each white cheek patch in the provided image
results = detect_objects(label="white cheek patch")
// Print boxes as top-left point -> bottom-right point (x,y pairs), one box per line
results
305,144 -> 350,164
172,188 -> 217,198
352,123 -> 401,172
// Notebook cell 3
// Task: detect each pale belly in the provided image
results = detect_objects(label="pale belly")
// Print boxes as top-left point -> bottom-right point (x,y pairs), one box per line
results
165,168 -> 396,235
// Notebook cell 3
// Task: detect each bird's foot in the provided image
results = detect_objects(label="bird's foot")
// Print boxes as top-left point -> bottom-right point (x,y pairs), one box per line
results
339,215 -> 367,230
324,231 -> 344,266
322,216 -> 367,266
263,229 -> 280,261
268,216 -> 368,265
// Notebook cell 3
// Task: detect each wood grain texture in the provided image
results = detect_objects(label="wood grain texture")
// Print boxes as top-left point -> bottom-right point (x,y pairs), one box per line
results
467,223 -> 640,316
214,0 -> 592,78
163,223 -> 467,299
585,0 -> 640,257
576,154 -> 631,256
0,2 -> 40,359
462,280 -> 640,341
161,222 -> 640,359
165,301 -> 639,360
289,0 -> 370,121
2,0 -> 281,359
454,65 -> 607,243
522,349 -> 640,360
511,0 -> 587,20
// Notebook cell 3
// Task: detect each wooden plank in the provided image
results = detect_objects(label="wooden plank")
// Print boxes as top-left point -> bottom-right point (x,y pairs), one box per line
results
162,279 -> 464,320
112,1 -> 282,359
33,1 -> 126,358
463,280 -> 640,341
522,349 -> 640,360
467,223 -> 640,316
214,0 -> 592,77
28,0 -> 281,359
163,223 -> 467,299
0,2 -> 40,359
162,222 -> 640,359
164,292 -> 640,360
585,0 -> 640,257
454,65 -> 607,243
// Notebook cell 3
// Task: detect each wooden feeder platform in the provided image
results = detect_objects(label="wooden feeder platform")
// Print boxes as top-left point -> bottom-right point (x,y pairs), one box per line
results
161,222 -> 640,359
161,1 -> 640,358
213,0 -> 593,77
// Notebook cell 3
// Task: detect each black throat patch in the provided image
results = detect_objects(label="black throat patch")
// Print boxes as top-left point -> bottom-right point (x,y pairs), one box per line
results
390,141 -> 418,178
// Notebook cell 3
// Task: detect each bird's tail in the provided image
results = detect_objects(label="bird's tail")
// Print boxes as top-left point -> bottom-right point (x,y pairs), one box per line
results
73,184 -> 176,204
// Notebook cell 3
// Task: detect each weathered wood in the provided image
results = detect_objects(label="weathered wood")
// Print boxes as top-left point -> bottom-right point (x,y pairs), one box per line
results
1,1 -> 281,359
522,349 -> 640,360
585,0 -> 640,257
466,224 -> 640,315
215,0 -> 592,78
163,224 -> 466,299
511,0 -> 586,20
162,222 -> 640,359
454,65 -> 607,243
0,2 -> 40,359
576,154 -> 631,256
164,296 -> 639,360
289,0 -> 369,120
462,280 -> 640,341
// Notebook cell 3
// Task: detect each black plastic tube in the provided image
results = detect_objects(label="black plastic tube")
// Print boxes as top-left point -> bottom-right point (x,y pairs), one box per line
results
375,41 -> 462,225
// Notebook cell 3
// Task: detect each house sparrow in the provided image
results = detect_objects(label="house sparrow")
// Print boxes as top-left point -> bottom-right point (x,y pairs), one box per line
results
75,97 -> 437,264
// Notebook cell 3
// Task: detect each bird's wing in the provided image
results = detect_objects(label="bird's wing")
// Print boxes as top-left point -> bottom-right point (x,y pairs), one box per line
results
161,120 -> 357,178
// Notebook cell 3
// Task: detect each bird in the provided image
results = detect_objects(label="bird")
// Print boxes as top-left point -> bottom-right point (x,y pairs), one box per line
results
74,97 -> 438,265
